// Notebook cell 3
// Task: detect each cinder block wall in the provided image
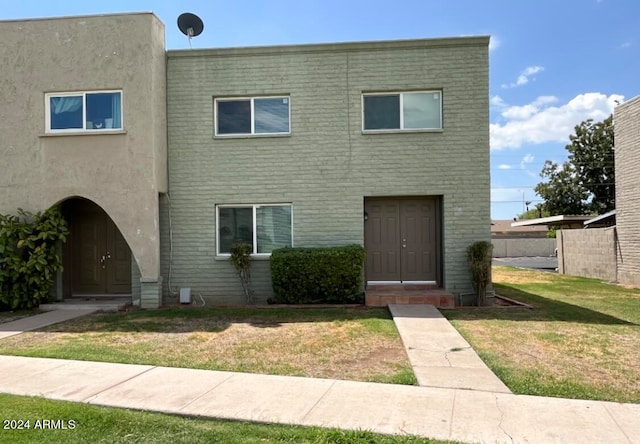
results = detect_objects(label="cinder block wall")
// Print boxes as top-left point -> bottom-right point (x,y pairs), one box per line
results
491,239 -> 556,257
614,96 -> 640,287
164,37 -> 490,305
557,229 -> 617,282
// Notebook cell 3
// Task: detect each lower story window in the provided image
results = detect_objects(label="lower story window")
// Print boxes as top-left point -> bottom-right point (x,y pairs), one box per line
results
217,204 -> 293,255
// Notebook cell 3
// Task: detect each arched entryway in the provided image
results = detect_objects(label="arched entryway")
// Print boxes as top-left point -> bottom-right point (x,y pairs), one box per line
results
61,198 -> 132,298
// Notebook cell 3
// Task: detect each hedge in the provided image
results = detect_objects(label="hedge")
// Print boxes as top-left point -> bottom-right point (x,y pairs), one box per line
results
0,207 -> 69,310
269,244 -> 365,304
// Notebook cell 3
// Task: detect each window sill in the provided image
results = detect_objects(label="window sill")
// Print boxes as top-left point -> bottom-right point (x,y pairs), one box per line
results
214,133 -> 291,140
362,129 -> 443,135
215,255 -> 272,261
40,130 -> 128,137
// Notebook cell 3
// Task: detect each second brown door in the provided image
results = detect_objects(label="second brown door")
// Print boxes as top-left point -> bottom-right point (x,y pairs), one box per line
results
365,197 -> 439,283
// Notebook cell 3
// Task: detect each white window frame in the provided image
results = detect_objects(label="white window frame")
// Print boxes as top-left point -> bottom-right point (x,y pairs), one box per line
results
45,90 -> 124,133
361,90 -> 443,132
214,96 -> 291,137
216,203 -> 294,256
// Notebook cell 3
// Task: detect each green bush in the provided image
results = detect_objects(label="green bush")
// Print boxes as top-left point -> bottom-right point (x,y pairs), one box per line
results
270,244 -> 365,304
0,207 -> 69,310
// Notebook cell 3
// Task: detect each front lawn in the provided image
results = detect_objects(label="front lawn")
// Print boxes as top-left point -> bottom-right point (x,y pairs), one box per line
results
444,266 -> 640,403
0,307 -> 416,385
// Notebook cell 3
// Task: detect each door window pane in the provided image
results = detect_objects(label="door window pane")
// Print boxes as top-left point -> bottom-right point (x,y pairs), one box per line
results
257,205 -> 292,253
403,92 -> 441,129
364,95 -> 400,130
218,207 -> 253,253
255,98 -> 290,133
217,100 -> 251,134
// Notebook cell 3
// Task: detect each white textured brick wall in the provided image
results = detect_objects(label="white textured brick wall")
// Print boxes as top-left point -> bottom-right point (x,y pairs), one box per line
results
163,38 -> 490,304
615,97 -> 640,286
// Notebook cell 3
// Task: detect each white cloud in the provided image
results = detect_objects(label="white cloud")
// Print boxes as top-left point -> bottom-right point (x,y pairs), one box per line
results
502,65 -> 544,89
489,36 -> 501,52
498,164 -> 512,169
520,154 -> 537,178
501,96 -> 558,120
620,41 -> 632,49
490,92 -> 624,150
490,95 -> 506,108
520,154 -> 534,166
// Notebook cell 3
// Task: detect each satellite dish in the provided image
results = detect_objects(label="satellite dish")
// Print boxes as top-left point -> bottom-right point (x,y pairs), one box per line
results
177,13 -> 204,48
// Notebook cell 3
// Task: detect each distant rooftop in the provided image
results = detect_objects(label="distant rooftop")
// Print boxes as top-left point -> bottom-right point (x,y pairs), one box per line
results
511,215 -> 592,228
584,210 -> 616,227
491,220 -> 548,233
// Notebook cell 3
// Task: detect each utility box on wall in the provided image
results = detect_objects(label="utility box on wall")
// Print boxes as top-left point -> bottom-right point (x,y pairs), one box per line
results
179,287 -> 191,304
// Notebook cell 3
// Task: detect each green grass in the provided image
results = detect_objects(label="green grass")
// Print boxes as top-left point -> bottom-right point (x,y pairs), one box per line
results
0,394 -> 449,444
0,307 -> 416,385
443,266 -> 640,403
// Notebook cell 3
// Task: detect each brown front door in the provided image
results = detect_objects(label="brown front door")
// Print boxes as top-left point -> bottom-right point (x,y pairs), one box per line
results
365,197 -> 439,283
71,201 -> 131,295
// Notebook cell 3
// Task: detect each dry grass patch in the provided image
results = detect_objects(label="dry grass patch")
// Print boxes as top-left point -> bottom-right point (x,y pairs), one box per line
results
492,266 -> 558,285
0,307 -> 416,385
444,266 -> 640,403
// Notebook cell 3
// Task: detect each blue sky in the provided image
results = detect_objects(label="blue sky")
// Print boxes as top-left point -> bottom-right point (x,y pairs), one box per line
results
3,1 -> 637,220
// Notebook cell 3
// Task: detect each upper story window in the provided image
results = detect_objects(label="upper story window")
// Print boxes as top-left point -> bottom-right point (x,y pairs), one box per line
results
215,96 -> 290,136
45,91 -> 123,133
362,91 -> 442,132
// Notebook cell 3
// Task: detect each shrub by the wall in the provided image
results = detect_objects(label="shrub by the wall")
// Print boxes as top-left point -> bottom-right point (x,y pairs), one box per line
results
270,244 -> 365,304
0,207 -> 69,310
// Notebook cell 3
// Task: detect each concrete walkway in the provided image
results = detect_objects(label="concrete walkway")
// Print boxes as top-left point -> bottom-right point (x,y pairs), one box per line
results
0,355 -> 638,443
389,304 -> 511,393
0,307 -> 638,442
0,309 -> 95,340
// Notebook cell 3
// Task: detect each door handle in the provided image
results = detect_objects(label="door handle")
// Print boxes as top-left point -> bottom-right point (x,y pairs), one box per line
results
100,255 -> 106,269
106,252 -> 111,260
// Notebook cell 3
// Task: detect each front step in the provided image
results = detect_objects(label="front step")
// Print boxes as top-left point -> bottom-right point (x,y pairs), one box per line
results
365,286 -> 455,309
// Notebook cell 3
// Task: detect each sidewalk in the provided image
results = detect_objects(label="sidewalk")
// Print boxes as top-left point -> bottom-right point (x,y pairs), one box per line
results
0,355 -> 637,443
0,307 -> 638,443
389,304 -> 511,393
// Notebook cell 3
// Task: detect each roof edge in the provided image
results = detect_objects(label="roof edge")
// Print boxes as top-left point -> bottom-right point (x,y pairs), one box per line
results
511,215 -> 592,227
168,35 -> 491,58
0,11 -> 161,24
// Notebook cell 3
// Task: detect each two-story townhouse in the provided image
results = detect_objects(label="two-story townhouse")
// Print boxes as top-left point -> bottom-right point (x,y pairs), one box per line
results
0,13 -> 166,307
0,12 -> 490,308
164,37 -> 490,306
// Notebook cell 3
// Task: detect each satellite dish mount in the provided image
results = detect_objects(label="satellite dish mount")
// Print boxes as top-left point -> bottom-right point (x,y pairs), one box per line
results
177,13 -> 204,48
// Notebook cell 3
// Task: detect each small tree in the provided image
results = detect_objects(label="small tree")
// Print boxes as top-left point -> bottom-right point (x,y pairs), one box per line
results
467,241 -> 493,306
229,243 -> 254,304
